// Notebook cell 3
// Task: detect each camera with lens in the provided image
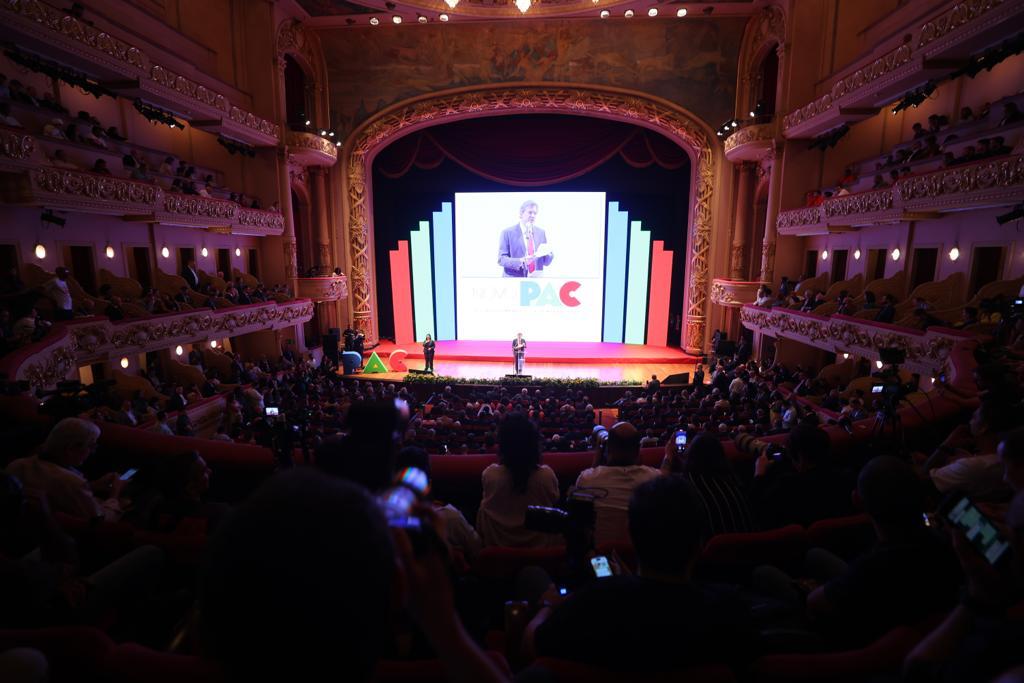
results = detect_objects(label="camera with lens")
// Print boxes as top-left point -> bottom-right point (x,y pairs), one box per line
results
871,347 -> 916,412
525,489 -> 597,577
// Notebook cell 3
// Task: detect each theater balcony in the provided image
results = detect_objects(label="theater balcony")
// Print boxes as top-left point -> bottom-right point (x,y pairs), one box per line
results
777,154 -> 1024,235
740,304 -> 973,376
293,274 -> 348,303
711,279 -> 765,308
723,122 -> 776,163
285,131 -> 339,167
782,0 -> 1024,139
0,0 -> 279,147
0,299 -> 315,391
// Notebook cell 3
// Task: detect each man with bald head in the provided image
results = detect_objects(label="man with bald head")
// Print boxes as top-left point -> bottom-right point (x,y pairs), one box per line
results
572,421 -> 661,545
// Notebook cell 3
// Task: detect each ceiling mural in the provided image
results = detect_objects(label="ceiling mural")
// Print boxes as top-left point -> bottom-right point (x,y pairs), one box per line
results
319,18 -> 745,139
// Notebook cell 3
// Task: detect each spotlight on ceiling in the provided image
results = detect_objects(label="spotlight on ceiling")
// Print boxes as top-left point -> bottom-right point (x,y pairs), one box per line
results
676,8 -> 687,17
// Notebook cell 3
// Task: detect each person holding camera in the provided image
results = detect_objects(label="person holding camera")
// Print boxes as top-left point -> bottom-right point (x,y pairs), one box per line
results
573,421 -> 660,546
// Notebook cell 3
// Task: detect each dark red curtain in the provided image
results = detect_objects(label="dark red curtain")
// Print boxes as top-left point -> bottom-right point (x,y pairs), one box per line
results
375,115 -> 688,186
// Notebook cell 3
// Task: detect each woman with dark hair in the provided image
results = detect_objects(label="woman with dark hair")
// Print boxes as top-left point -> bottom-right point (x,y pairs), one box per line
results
665,433 -> 754,536
476,413 -> 559,547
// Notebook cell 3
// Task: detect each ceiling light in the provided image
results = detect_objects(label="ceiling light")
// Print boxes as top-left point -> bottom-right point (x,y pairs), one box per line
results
948,246 -> 960,261
647,7 -> 658,16
328,131 -> 335,137
515,0 -> 531,13
320,129 -> 328,136
600,9 -> 609,17
418,15 -> 427,22
444,0 -> 459,7
120,357 -> 129,369
175,345 -> 183,356
161,246 -> 170,258
853,248 -> 861,260
842,353 -> 849,360
891,247 -> 901,261
201,247 -> 208,258
235,247 -> 241,257
392,15 -> 402,23
676,8 -> 687,16
304,119 -> 311,125
749,111 -> 756,117
105,244 -> 115,259
876,360 -> 884,369
210,340 -> 218,348
34,243 -> 46,259
821,250 -> 829,260
335,141 -> 341,147
370,17 -> 379,25
439,13 -> 449,21
624,8 -> 634,17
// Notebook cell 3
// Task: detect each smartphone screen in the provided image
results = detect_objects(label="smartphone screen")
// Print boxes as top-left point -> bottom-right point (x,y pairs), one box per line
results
590,555 -> 613,578
871,385 -> 883,394
397,467 -> 429,496
674,431 -> 687,451
119,468 -> 138,481
558,586 -> 569,596
945,496 -> 1011,566
265,406 -> 279,417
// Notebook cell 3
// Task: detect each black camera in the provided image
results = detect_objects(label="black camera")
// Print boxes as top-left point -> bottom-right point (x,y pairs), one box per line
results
525,489 -> 597,578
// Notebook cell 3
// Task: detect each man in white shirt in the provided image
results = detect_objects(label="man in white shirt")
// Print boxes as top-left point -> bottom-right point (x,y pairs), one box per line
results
43,266 -> 74,320
573,421 -> 661,545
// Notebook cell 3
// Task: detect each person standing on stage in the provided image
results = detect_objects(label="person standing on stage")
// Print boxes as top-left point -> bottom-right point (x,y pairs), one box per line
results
422,334 -> 435,374
498,200 -> 554,277
512,332 -> 527,375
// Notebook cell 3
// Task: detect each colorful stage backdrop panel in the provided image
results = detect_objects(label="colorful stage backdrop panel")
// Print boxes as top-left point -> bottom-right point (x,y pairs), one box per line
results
389,196 -> 675,347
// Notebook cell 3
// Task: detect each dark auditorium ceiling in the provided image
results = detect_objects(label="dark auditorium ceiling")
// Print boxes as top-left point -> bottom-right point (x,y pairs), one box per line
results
296,0 -> 756,24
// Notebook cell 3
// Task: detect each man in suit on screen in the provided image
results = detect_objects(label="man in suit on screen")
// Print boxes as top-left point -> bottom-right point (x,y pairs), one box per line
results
497,200 -> 554,277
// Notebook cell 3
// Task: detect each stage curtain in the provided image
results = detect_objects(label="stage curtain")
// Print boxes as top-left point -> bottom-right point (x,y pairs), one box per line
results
375,115 -> 688,185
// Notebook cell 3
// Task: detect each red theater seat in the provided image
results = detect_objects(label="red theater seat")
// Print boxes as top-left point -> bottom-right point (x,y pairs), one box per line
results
473,545 -> 569,580
103,643 -> 222,683
526,657 -> 736,683
699,525 -> 808,579
806,514 -> 875,561
374,652 -> 510,682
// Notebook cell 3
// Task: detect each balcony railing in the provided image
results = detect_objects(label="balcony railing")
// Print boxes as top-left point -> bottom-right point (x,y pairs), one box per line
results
294,275 -> 348,303
285,131 -> 339,167
777,154 -> 1024,234
723,122 -> 776,163
0,0 -> 279,146
0,299 -> 315,391
740,304 -> 973,375
782,0 -> 1024,139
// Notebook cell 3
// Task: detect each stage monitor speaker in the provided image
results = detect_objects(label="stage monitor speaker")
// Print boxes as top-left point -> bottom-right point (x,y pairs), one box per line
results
714,340 -> 737,357
662,372 -> 690,386
322,333 -> 340,362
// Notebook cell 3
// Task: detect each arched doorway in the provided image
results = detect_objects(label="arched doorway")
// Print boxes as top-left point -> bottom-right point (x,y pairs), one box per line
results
340,84 -> 719,354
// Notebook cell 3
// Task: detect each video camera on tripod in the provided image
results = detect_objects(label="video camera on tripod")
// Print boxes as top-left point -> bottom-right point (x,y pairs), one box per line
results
871,348 -> 916,401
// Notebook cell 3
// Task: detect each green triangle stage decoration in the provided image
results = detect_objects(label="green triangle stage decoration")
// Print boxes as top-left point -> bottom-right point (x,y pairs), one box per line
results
363,351 -> 388,374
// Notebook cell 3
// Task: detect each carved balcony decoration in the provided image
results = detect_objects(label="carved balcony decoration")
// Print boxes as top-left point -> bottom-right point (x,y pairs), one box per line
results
294,275 -> 349,303
781,0 -> 1024,139
29,167 -> 163,215
236,208 -> 287,236
894,153 -> 1024,211
0,127 -> 36,169
777,154 -> 1024,235
158,193 -> 237,228
0,299 -> 315,391
723,122 -> 776,163
285,131 -> 339,167
740,304 -> 971,376
0,0 -> 279,146
711,279 -> 766,308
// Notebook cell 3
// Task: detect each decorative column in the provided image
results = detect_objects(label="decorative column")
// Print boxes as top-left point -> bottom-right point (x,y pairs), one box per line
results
278,150 -> 298,280
731,162 -> 756,279
759,149 -> 783,284
310,167 -> 332,269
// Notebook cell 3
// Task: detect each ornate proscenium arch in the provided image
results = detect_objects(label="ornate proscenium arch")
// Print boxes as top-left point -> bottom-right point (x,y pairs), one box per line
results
341,84 -> 717,354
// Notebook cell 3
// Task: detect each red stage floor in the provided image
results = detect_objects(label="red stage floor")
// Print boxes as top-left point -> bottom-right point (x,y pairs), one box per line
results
372,340 -> 699,365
